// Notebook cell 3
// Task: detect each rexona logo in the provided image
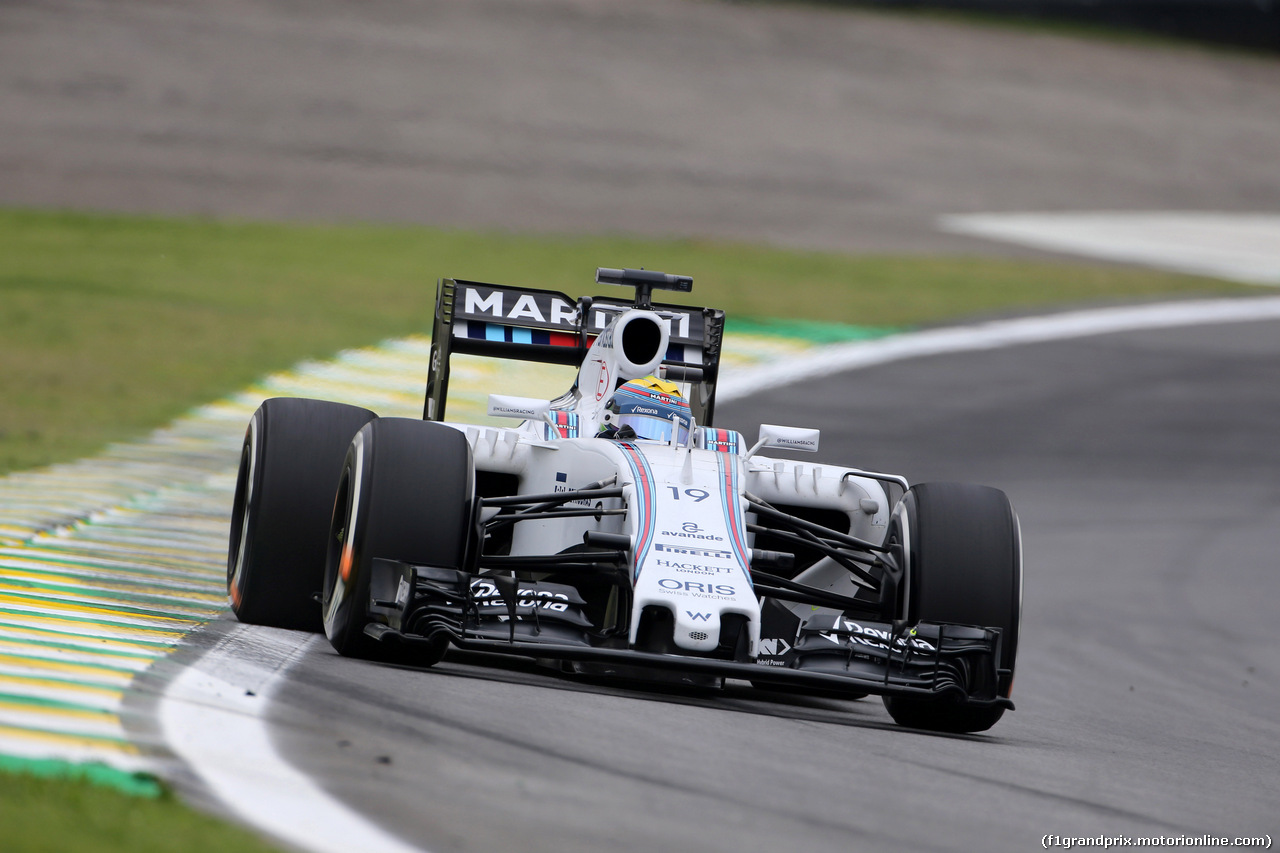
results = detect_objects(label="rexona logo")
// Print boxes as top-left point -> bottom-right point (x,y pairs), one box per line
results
655,542 -> 733,560
656,559 -> 732,576
470,580 -> 571,613
821,620 -> 937,653
657,579 -> 736,597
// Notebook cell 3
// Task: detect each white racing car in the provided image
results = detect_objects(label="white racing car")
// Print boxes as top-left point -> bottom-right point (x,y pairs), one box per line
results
227,268 -> 1022,733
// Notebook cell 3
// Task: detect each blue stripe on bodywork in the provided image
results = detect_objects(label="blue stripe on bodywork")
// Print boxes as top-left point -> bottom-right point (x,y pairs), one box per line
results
617,443 -> 657,580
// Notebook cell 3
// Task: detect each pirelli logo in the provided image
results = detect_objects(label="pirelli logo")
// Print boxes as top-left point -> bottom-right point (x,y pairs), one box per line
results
655,542 -> 733,561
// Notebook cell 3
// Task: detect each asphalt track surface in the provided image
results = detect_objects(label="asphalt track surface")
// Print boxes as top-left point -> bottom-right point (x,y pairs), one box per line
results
3,0 -> 1280,253
228,317 -> 1279,853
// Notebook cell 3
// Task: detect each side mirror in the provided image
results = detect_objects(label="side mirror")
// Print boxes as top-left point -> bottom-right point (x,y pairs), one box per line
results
486,395 -> 551,421
750,424 -> 820,456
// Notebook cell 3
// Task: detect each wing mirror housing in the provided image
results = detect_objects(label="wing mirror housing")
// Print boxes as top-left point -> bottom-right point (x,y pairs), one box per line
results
748,424 -> 821,456
486,395 -> 551,421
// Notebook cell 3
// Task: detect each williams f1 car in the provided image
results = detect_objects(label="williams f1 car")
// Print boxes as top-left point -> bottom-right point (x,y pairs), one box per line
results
227,268 -> 1022,733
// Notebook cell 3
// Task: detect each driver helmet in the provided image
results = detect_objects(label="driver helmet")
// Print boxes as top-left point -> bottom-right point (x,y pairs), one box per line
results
600,376 -> 691,442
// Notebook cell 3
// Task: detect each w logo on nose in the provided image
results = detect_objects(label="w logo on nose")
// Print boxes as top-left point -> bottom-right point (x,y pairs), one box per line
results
686,611 -> 711,622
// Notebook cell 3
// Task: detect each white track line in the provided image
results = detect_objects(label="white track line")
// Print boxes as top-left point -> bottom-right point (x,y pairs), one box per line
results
716,295 -> 1280,398
158,293 -> 1280,853
160,626 -> 427,853
941,213 -> 1280,286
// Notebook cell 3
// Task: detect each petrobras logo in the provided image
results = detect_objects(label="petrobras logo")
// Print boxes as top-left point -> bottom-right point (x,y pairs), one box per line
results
552,482 -> 598,508
655,558 -> 733,576
655,542 -> 733,560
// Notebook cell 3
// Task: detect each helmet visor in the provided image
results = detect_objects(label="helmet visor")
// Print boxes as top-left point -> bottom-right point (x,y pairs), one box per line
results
615,413 -> 690,443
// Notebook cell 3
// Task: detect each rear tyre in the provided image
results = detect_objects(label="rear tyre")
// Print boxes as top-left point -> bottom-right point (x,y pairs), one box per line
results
322,418 -> 476,660
228,398 -> 377,631
882,482 -> 1022,734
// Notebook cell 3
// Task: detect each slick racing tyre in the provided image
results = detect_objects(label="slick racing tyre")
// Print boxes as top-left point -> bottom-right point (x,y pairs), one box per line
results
228,398 -> 377,632
882,482 -> 1022,734
323,418 -> 476,660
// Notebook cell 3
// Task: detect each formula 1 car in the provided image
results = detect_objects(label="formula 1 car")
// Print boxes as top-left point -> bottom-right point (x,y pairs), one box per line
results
227,268 -> 1022,733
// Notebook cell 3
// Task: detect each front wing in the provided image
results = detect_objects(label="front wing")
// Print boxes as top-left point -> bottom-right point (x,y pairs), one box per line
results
364,559 -> 1013,710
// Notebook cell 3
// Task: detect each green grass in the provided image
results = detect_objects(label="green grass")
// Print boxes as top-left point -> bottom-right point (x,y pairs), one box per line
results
0,767 -> 282,853
0,206 -> 1257,475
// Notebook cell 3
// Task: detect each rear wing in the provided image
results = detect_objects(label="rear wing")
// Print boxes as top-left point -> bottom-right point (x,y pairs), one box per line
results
423,271 -> 726,426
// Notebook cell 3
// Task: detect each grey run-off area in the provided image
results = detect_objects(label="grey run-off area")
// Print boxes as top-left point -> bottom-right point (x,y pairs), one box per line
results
3,0 -> 1279,253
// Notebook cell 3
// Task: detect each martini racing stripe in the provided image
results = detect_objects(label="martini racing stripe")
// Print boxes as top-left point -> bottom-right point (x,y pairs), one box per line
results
715,454 -> 754,585
702,428 -> 740,454
617,443 -> 657,580
543,410 -> 581,440
455,322 -> 693,364
458,321 -> 581,348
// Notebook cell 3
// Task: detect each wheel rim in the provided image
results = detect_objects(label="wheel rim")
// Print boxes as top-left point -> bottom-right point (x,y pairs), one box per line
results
227,418 -> 258,608
323,467 -> 353,637
323,431 -> 366,641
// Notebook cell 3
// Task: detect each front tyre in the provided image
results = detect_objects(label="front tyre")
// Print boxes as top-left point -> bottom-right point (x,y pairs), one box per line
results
323,418 -> 476,659
882,482 -> 1022,734
227,397 -> 377,631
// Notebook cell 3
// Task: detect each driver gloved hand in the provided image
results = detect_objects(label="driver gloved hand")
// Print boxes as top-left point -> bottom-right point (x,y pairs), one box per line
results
596,424 -> 637,441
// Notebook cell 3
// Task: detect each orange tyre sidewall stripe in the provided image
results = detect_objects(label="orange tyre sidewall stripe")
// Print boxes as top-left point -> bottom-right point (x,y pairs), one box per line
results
339,544 -> 354,583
